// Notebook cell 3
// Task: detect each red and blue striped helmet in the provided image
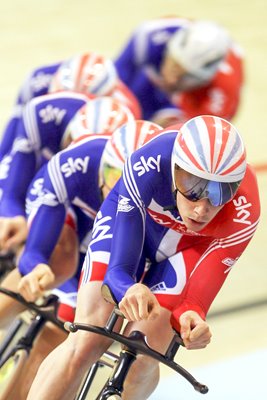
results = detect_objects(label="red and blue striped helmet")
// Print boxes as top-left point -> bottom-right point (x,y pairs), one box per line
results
66,97 -> 135,141
49,52 -> 118,97
172,115 -> 247,206
101,119 -> 163,170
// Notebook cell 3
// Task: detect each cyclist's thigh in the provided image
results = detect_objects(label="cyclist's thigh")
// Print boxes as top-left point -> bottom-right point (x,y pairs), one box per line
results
122,306 -> 173,353
75,281 -> 117,327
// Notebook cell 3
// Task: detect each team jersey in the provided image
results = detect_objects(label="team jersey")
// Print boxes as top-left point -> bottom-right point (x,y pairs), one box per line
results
0,60 -> 141,161
0,91 -> 89,217
18,134 -> 109,276
85,130 -> 260,329
115,17 -> 244,121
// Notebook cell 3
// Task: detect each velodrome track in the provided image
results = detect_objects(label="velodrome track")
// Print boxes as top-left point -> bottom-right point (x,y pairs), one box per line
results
0,1 -> 266,398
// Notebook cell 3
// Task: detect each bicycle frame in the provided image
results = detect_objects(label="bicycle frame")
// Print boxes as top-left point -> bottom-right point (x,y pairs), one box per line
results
65,307 -> 209,399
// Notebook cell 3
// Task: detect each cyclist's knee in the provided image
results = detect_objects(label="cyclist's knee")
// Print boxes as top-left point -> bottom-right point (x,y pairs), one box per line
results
64,330 -> 110,368
130,354 -> 159,380
123,355 -> 160,399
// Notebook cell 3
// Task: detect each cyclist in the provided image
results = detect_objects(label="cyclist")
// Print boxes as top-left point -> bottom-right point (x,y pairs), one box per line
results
28,115 -> 260,400
0,95 -> 134,254
115,17 -> 244,126
12,120 -> 161,306
0,120 -> 162,399
0,51 -> 141,161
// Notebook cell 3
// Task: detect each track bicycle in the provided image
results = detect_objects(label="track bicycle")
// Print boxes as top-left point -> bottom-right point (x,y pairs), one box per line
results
0,287 -> 209,400
65,304 -> 209,399
0,287 -> 120,400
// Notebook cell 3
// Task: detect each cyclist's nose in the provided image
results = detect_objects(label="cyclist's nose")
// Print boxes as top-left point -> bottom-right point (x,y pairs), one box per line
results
165,71 -> 183,86
193,199 -> 211,217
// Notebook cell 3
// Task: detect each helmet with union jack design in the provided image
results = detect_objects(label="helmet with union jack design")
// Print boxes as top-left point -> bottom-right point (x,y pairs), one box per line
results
171,115 -> 247,206
49,52 -> 118,96
66,97 -> 135,141
102,119 -> 163,169
100,120 -> 163,189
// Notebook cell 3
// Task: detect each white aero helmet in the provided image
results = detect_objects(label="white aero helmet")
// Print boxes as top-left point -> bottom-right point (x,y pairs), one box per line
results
66,97 -> 135,141
167,21 -> 230,82
49,52 -> 118,96
101,120 -> 163,188
171,115 -> 247,206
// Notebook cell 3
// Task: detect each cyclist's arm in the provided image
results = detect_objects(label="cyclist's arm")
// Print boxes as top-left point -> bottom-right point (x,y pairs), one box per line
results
18,202 -> 67,276
171,224 -> 260,333
18,136 -> 102,275
0,136 -> 38,217
171,165 -> 260,331
102,158 -> 153,303
18,152 -> 73,276
102,180 -> 146,302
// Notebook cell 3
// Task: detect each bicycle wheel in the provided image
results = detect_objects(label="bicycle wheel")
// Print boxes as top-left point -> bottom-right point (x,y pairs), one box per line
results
0,349 -> 28,400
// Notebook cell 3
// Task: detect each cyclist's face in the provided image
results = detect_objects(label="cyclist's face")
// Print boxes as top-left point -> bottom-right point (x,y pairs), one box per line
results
175,190 -> 223,232
99,164 -> 122,200
160,56 -> 187,91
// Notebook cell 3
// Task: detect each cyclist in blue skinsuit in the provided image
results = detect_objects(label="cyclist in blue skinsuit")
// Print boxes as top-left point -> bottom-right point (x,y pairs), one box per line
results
115,17 -> 244,126
0,51 -> 140,162
28,115 -> 260,400
0,94 -> 133,253
17,120 -> 161,303
0,120 -> 162,399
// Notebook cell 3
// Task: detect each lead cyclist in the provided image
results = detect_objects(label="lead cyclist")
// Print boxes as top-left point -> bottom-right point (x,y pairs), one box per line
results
27,115 -> 260,400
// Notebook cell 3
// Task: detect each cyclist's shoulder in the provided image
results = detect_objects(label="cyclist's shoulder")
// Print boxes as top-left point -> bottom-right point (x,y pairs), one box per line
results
210,165 -> 260,237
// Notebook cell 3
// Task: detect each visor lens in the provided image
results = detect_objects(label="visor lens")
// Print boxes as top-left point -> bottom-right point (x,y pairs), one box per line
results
174,166 -> 241,206
103,163 -> 122,190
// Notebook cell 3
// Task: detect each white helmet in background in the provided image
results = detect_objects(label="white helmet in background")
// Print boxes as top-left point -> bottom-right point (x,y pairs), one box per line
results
167,21 -> 230,82
66,97 -> 135,141
49,52 -> 118,96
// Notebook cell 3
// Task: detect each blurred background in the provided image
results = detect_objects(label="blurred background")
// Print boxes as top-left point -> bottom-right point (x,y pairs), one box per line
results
0,1 -> 266,398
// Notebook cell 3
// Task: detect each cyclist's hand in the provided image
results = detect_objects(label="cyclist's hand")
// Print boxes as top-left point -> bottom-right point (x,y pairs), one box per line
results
179,311 -> 212,350
0,216 -> 27,252
18,263 -> 55,302
119,283 -> 161,322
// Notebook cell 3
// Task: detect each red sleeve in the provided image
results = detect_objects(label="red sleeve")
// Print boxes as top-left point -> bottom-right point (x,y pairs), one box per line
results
171,165 -> 260,332
174,47 -> 244,121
